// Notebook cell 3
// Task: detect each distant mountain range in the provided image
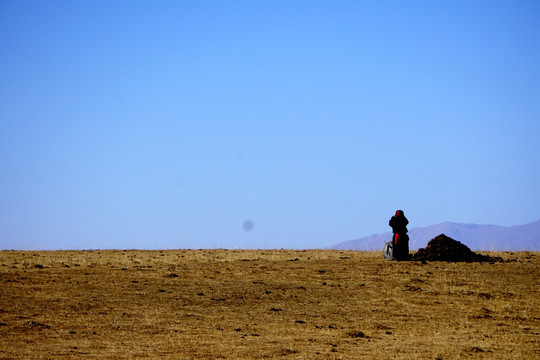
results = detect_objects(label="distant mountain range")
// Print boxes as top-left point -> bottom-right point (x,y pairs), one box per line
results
329,220 -> 540,251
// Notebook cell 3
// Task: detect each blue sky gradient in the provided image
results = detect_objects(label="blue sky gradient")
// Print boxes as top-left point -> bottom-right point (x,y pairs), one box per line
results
1,1 -> 539,249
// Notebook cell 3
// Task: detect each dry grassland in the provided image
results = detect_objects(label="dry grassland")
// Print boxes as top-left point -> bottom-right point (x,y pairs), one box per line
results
1,249 -> 539,359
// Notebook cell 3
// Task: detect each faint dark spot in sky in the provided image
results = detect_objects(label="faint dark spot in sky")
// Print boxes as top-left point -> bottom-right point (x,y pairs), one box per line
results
174,177 -> 186,190
234,152 -> 246,163
243,220 -> 254,232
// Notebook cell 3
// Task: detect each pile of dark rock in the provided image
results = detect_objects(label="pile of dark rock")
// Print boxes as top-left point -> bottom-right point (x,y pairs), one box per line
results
413,234 -> 502,262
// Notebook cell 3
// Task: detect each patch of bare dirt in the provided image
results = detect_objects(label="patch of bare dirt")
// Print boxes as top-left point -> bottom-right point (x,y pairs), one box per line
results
413,234 -> 503,262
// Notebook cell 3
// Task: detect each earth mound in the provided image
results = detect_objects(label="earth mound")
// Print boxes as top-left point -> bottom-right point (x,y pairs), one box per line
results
413,234 -> 502,262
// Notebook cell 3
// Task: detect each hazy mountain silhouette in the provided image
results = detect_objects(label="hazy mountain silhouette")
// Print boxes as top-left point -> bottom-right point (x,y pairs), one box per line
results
329,220 -> 540,251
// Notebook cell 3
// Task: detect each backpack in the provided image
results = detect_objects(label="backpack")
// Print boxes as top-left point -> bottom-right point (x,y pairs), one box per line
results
383,241 -> 395,260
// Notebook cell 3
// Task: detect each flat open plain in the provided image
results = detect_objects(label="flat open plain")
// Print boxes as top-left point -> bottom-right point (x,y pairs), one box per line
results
1,250 -> 538,359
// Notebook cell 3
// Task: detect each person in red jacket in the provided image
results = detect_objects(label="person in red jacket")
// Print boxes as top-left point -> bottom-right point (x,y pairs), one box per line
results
389,210 -> 410,260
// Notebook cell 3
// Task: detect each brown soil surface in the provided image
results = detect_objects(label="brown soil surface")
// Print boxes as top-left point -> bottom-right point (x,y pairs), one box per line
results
413,234 -> 503,262
1,249 -> 538,359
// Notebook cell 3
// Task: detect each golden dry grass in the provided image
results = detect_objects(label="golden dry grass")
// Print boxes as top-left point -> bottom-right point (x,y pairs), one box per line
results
1,249 -> 539,359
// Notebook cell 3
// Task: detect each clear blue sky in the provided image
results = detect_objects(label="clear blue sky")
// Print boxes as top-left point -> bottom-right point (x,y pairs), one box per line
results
1,1 -> 539,250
